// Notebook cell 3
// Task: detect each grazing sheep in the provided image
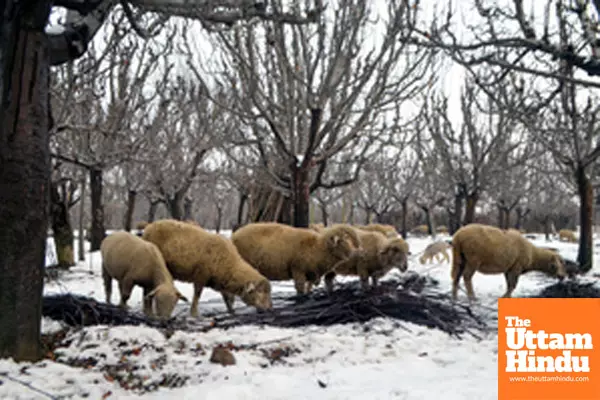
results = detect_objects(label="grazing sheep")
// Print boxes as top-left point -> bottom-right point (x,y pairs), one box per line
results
324,228 -> 409,293
356,223 -> 399,238
100,231 -> 188,319
410,224 -> 429,236
309,223 -> 325,233
231,222 -> 362,295
558,229 -> 577,243
451,223 -> 567,301
142,219 -> 273,317
420,241 -> 452,264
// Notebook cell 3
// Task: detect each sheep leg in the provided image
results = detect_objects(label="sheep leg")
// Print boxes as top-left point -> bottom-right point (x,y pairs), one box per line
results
102,268 -> 112,304
442,251 -> 450,263
142,287 -> 153,316
291,268 -> 308,295
370,275 -> 379,287
462,269 -> 477,302
221,292 -> 236,314
502,270 -> 520,298
451,260 -> 465,301
118,279 -> 134,308
324,272 -> 336,295
357,265 -> 370,291
191,283 -> 204,318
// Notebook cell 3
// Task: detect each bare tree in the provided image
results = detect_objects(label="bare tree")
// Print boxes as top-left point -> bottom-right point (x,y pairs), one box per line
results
194,1 -> 432,227
424,79 -> 524,227
386,152 -> 420,239
529,85 -> 600,271
401,0 -> 600,272
404,0 -> 600,87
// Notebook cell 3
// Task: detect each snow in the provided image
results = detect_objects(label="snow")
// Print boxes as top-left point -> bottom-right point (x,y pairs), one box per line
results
2,231 -> 599,399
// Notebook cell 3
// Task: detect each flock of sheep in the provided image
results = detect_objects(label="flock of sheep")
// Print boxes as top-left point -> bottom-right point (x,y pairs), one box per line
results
100,220 -> 569,320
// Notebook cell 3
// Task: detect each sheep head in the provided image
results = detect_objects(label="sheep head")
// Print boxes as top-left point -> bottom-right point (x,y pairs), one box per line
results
536,250 -> 567,281
147,285 -> 188,320
240,279 -> 273,311
380,238 -> 409,272
323,225 -> 362,260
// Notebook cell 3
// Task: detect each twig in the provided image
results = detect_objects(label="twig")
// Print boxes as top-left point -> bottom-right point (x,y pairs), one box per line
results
0,372 -> 59,400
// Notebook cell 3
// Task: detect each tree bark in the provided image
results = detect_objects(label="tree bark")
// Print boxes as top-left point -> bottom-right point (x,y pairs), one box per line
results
166,192 -> 185,220
183,197 -> 193,221
319,202 -> 328,226
543,217 -> 552,241
236,192 -> 247,225
50,182 -> 74,268
214,205 -> 222,233
292,166 -> 310,228
0,5 -> 51,361
463,192 -> 479,225
400,198 -> 408,239
123,189 -> 137,232
89,167 -> 105,251
78,175 -> 86,261
515,207 -> 529,230
449,191 -> 463,235
147,200 -> 159,223
576,167 -> 594,273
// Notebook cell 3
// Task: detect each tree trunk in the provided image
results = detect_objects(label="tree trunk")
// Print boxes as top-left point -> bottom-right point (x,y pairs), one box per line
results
515,207 -> 529,230
236,192 -> 247,225
497,204 -> 509,230
50,183 -> 74,268
292,166 -> 310,228
400,198 -> 408,239
215,205 -> 222,233
89,167 -> 105,251
183,197 -> 193,221
123,189 -> 136,232
320,202 -> 328,226
0,9 -> 50,361
147,200 -> 159,223
422,207 -> 433,235
463,192 -> 479,225
576,167 -> 594,273
78,175 -> 86,261
348,200 -> 355,224
449,191 -> 463,235
364,209 -> 372,225
543,217 -> 552,241
166,192 -> 185,220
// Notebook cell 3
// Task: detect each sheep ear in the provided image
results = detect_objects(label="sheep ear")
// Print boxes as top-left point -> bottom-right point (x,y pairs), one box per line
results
244,282 -> 256,294
177,291 -> 189,302
145,287 -> 159,300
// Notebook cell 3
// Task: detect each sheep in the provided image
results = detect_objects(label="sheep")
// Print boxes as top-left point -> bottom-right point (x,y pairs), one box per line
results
309,223 -> 325,233
436,226 -> 449,235
142,219 -> 273,317
231,222 -> 362,295
410,224 -> 429,236
100,231 -> 188,319
558,229 -> 577,243
324,228 -> 409,293
451,223 -> 567,301
419,241 -> 452,264
356,223 -> 399,238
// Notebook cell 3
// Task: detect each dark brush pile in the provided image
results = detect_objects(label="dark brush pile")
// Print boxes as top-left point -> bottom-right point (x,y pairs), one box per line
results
42,294 -> 187,330
42,272 -> 489,339
198,272 -> 489,339
530,280 -> 600,298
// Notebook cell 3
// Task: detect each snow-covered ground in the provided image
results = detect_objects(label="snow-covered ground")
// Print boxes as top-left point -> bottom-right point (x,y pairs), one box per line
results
1,231 -> 599,399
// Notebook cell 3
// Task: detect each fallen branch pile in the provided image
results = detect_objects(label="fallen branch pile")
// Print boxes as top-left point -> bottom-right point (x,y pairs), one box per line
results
42,272 -> 490,339
530,280 -> 600,298
42,294 -> 186,330
202,272 -> 488,339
